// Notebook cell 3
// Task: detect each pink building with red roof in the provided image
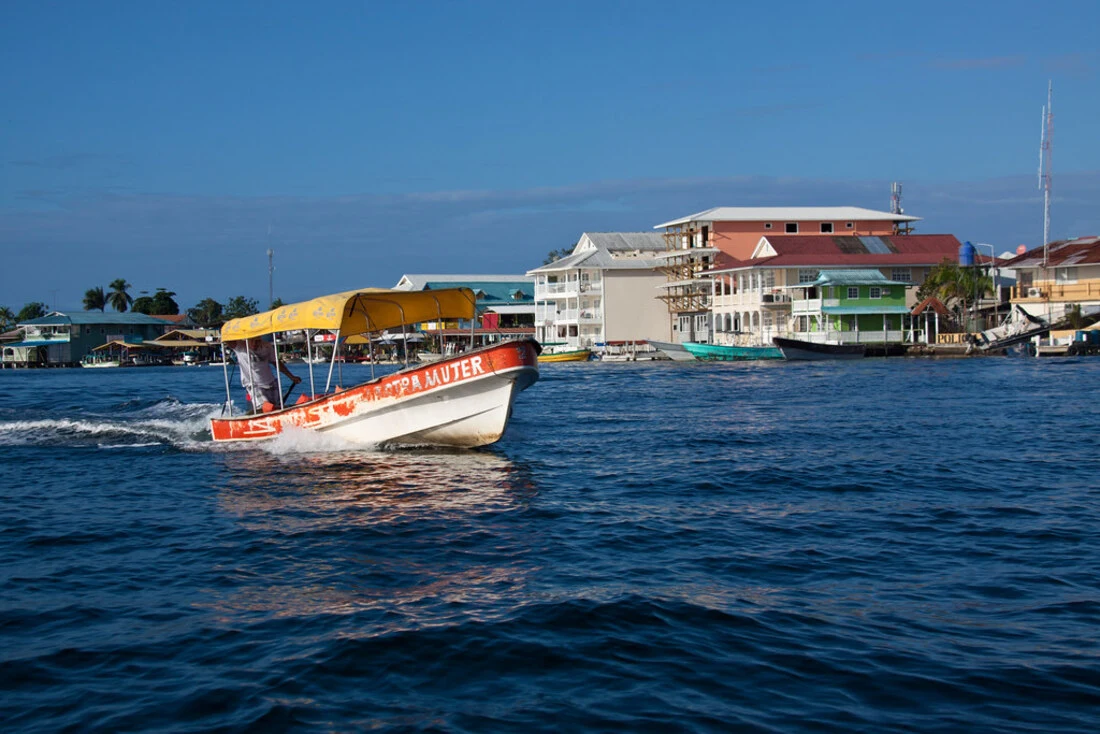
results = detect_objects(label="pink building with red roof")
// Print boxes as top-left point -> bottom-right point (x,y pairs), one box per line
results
704,233 -> 962,348
651,206 -> 956,344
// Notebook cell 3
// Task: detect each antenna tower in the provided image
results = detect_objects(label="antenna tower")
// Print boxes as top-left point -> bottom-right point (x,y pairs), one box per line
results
890,181 -> 903,215
267,248 -> 274,308
1038,81 -> 1053,264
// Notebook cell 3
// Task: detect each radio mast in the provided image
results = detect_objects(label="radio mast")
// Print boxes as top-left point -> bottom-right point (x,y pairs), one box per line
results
1038,81 -> 1053,264
267,247 -> 274,308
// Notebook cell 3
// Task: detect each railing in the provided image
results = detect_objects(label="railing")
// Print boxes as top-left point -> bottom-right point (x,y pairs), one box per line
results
536,282 -> 580,297
1013,282 -> 1100,301
791,298 -> 823,314
788,330 -> 913,344
536,307 -> 580,323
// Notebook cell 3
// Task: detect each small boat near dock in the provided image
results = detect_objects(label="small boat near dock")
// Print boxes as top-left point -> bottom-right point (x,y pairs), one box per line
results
646,340 -> 697,362
682,342 -> 782,361
772,337 -> 866,361
537,345 -> 592,363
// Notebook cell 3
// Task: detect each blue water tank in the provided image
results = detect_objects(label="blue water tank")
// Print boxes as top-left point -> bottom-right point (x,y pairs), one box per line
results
959,241 -> 976,267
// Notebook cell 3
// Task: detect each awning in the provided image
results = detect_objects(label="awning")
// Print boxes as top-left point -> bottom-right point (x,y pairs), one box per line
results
92,340 -> 158,351
821,305 -> 912,315
221,288 -> 478,341
3,340 -> 64,348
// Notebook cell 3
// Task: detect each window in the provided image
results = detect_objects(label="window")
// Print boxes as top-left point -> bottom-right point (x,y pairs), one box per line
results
764,223 -> 773,230
798,269 -> 819,284
762,270 -> 776,289
869,287 -> 882,299
820,222 -> 833,233
881,288 -> 890,297
891,268 -> 911,283
785,222 -> 798,234
847,287 -> 859,299
846,222 -> 854,229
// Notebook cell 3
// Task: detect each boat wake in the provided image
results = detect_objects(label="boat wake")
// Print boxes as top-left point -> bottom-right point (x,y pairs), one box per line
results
0,398 -> 223,450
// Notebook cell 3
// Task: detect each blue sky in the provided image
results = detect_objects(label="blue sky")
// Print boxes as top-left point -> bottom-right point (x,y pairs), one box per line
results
2,0 -> 1098,312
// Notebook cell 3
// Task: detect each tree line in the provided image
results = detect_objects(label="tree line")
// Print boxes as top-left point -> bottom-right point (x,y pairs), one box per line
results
0,279 -> 281,332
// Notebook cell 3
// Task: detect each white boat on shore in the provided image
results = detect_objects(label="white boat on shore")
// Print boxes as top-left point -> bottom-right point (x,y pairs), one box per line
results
646,340 -> 697,362
210,288 -> 541,449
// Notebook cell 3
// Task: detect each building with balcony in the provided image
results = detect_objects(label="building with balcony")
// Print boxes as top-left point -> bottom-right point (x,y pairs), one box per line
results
1002,236 -> 1100,323
703,233 -> 962,348
653,206 -> 921,343
2,311 -> 175,367
526,232 -> 667,350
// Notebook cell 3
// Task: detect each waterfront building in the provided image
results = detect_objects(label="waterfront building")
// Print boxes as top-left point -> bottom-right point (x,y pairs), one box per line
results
703,233 -> 962,348
526,232 -> 668,350
653,207 -> 921,343
2,311 -> 174,367
1003,236 -> 1100,323
393,274 -> 536,348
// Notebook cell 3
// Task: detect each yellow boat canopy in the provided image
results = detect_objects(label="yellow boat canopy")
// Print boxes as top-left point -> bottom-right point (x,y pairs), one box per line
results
220,288 -> 478,342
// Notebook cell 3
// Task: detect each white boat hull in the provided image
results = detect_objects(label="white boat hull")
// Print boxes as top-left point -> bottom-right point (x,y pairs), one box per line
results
646,340 -> 697,362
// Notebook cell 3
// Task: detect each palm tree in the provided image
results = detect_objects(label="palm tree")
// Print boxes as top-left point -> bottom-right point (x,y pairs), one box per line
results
0,306 -> 14,332
83,286 -> 107,312
919,260 -> 992,314
108,279 -> 133,313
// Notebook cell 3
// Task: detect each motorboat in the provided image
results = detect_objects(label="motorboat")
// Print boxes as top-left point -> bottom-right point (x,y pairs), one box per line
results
646,340 -> 696,362
210,288 -> 541,448
682,342 -> 782,361
772,336 -> 866,360
537,347 -> 591,363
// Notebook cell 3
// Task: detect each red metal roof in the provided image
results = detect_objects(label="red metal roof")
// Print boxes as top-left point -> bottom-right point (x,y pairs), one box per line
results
911,296 -> 952,317
748,234 -> 962,268
1002,236 -> 1100,269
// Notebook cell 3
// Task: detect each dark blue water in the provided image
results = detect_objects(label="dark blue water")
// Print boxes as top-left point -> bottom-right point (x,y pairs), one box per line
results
2,358 -> 1099,732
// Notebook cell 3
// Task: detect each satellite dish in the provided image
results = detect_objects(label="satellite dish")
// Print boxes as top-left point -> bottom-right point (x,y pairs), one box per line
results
1016,244 -> 1027,255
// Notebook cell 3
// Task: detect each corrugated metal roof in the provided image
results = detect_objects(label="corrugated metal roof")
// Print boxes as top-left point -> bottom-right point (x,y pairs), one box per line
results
527,232 -> 665,274
655,206 -> 921,228
808,270 -> 910,287
19,311 -> 172,327
1002,236 -> 1100,269
421,281 -> 534,304
395,274 -> 533,291
583,232 -> 667,252
706,234 -> 961,271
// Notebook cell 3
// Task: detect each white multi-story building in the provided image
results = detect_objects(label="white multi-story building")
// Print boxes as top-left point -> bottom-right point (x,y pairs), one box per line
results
526,233 -> 668,350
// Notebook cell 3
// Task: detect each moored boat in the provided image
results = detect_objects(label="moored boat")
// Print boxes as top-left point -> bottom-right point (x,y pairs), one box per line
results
772,336 -> 866,361
682,342 -> 782,361
210,288 -> 541,449
537,348 -> 591,363
646,340 -> 697,362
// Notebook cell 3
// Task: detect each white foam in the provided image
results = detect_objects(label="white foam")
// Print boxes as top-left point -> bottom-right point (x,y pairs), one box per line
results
260,426 -> 370,456
0,401 -> 225,450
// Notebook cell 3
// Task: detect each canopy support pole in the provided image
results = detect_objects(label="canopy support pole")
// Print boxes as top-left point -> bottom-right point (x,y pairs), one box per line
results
306,330 -> 317,398
221,342 -> 233,417
324,329 -> 341,393
273,337 -> 285,409
401,321 -> 409,369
